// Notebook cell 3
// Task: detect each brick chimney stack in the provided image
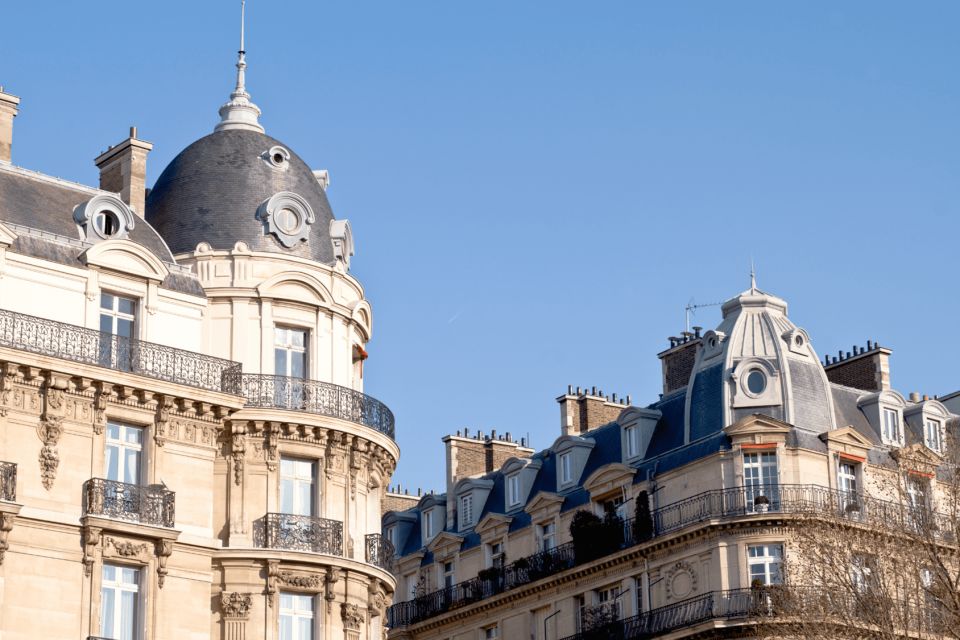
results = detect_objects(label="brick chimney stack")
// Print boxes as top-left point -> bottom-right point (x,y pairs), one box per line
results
557,386 -> 631,436
823,340 -> 891,392
657,328 -> 702,395
0,87 -> 21,164
94,127 -> 153,218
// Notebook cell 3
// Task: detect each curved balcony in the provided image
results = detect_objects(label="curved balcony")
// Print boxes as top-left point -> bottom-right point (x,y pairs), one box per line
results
365,533 -> 395,570
256,512 -> 343,556
83,478 -> 175,528
388,484 -> 944,628
239,374 -> 395,440
0,308 -> 241,394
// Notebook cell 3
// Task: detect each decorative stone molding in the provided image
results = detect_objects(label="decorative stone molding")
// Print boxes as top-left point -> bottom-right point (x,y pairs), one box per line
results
155,539 -> 173,588
220,591 -> 254,619
37,417 -> 63,490
82,526 -> 102,576
324,567 -> 340,614
266,560 -> 280,608
230,422 -> 246,486
278,571 -> 323,589
341,602 -> 363,631
92,382 -> 112,435
257,191 -> 316,248
154,394 -> 174,447
664,560 -> 698,600
0,511 -> 17,565
330,219 -> 354,270
104,536 -> 149,560
73,193 -> 136,242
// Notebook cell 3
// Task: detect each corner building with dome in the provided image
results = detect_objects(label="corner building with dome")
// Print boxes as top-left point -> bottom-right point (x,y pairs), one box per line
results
0,46 -> 396,640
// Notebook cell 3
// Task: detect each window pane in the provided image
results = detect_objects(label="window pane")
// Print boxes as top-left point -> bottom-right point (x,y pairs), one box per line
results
279,616 -> 293,640
120,590 -> 137,640
296,481 -> 312,516
125,427 -> 143,445
280,478 -> 294,514
123,449 -> 140,484
290,353 -> 306,379
290,330 -> 305,349
275,350 -> 288,376
105,445 -> 119,482
118,297 -> 135,315
100,315 -> 113,334
100,587 -> 116,637
101,294 -> 114,310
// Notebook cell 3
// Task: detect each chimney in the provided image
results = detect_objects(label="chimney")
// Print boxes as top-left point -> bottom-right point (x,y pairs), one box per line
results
657,330 -> 702,394
557,386 -> 631,436
94,127 -> 153,217
0,87 -> 21,164
823,340 -> 892,392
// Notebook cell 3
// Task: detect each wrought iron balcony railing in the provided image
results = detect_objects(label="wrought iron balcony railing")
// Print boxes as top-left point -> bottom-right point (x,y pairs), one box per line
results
239,374 -> 395,440
83,478 -> 175,528
0,462 -> 16,502
0,308 -> 242,394
556,586 -> 952,640
258,513 -> 343,555
388,483 -> 952,628
365,533 -> 396,570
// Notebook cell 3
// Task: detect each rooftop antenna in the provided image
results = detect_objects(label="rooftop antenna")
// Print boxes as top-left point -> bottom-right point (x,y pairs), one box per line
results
684,299 -> 723,332
237,0 -> 247,93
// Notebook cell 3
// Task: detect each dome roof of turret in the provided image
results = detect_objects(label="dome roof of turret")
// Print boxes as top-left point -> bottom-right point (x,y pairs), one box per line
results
145,129 -> 335,263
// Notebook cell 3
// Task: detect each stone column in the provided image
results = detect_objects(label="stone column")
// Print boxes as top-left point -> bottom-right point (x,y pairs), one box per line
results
220,591 -> 253,640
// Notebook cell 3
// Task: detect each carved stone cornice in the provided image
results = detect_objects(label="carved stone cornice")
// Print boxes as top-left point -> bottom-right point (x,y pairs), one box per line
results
341,602 -> 364,631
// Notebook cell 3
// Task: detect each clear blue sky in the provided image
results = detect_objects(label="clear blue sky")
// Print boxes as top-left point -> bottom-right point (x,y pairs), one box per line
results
3,2 -> 959,493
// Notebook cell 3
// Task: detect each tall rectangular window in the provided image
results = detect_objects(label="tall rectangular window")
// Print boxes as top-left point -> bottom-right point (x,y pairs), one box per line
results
459,494 -> 473,528
634,576 -> 644,615
925,419 -> 942,452
539,522 -> 556,551
275,327 -> 308,378
559,453 -> 572,484
743,451 -> 779,511
883,408 -> 900,443
280,458 -> 316,516
597,585 -> 621,620
100,293 -> 137,369
105,423 -> 143,485
507,474 -> 520,507
489,541 -> 504,569
838,462 -> 858,495
279,592 -> 314,640
748,544 -> 783,585
101,563 -> 141,640
575,595 -> 586,632
422,510 -> 434,542
442,561 -> 455,589
625,426 -> 640,458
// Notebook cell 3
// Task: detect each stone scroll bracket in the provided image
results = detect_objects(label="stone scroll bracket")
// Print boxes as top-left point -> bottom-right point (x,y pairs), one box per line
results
0,503 -> 21,565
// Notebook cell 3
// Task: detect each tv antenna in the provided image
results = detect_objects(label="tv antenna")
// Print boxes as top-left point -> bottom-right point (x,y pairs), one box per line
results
684,299 -> 723,332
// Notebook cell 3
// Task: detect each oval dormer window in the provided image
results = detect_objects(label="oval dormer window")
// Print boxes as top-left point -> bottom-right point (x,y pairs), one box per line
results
746,369 -> 767,395
73,194 -> 135,243
95,210 -> 121,237
264,145 -> 291,169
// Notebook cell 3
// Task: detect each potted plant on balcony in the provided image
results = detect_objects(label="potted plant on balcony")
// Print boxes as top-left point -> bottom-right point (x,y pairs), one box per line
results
754,494 -> 770,513
632,490 -> 654,543
570,510 -> 603,563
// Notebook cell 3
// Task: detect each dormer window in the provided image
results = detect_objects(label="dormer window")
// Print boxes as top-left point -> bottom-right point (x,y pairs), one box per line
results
882,408 -> 901,445
422,509 -> 436,544
925,418 -> 942,452
559,453 -> 572,484
506,474 -> 520,507
74,194 -> 136,243
625,426 -> 639,458
459,494 -> 474,528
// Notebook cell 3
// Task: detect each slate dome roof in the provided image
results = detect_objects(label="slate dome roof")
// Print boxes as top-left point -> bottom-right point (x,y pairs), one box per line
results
145,129 -> 335,263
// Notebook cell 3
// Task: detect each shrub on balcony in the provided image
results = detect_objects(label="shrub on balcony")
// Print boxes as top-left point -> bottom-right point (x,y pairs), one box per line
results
570,510 -> 603,562
632,490 -> 654,542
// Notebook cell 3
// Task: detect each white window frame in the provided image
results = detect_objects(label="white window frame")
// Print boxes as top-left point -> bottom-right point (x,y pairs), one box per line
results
743,450 -> 779,511
559,453 -> 572,484
280,457 -> 317,517
482,625 -> 499,640
507,473 -> 521,507
625,425 -> 640,458
925,418 -> 942,452
105,422 -> 144,485
882,408 -> 901,444
596,584 -> 622,620
747,543 -> 783,586
100,292 -> 137,337
850,555 -> 874,594
422,508 -> 437,544
274,325 -> 309,379
100,563 -> 142,640
538,521 -> 556,551
460,494 -> 474,528
441,561 -> 455,589
488,541 -> 504,569
279,591 -> 315,640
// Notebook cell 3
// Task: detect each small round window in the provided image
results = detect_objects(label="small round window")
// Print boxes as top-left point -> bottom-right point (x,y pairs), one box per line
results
265,145 -> 291,169
94,210 -> 121,237
794,335 -> 804,347
746,369 -> 767,395
275,207 -> 302,235
708,337 -> 717,349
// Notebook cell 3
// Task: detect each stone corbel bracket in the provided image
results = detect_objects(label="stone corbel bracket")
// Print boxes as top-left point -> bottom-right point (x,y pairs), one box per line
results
0,502 -> 22,565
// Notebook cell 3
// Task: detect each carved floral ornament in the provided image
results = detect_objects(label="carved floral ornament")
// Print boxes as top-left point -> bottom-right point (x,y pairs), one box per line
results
664,560 -> 699,600
341,603 -> 364,631
221,591 -> 254,620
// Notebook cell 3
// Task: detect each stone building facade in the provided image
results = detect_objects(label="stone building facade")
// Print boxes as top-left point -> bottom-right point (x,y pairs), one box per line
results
383,284 -> 959,640
0,38 -> 396,640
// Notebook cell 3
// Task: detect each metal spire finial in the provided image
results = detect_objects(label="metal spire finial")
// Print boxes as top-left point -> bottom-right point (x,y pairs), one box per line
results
750,258 -> 757,292
215,0 -> 263,133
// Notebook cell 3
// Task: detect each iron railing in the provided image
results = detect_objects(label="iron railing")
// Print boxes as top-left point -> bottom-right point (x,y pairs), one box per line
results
388,483 -> 953,628
557,587 -> 952,640
365,533 -> 396,570
240,374 -> 395,439
83,478 -> 175,528
258,513 -> 343,555
0,309 -> 242,393
0,462 -> 16,502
